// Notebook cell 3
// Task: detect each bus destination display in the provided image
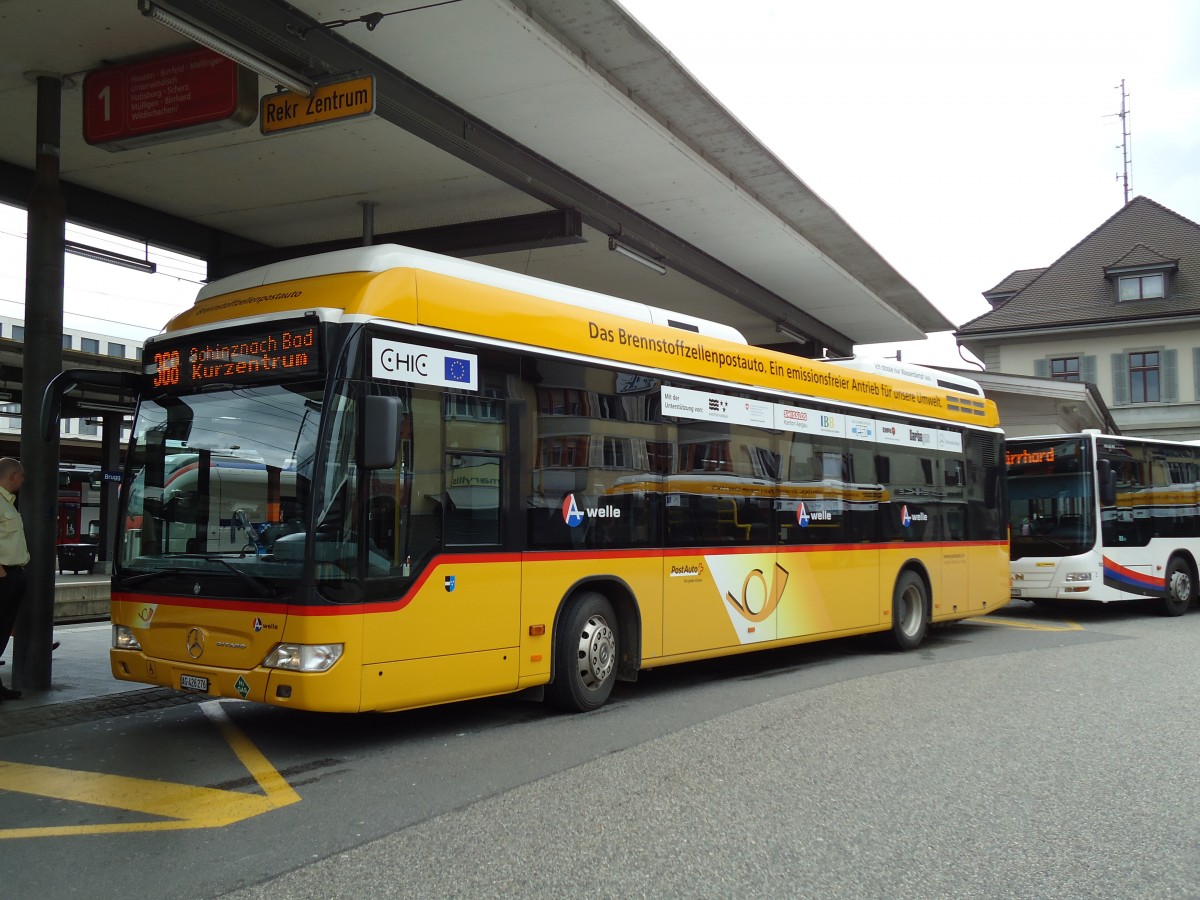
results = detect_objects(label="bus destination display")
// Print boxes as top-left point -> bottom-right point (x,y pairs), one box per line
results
148,320 -> 320,391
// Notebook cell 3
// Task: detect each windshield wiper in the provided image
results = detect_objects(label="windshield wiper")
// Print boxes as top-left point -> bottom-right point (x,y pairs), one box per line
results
1014,532 -> 1078,553
119,567 -> 185,586
208,556 -> 273,598
118,557 -> 273,597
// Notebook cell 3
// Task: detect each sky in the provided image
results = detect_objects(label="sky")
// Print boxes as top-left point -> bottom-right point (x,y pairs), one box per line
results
0,202 -> 203,342
620,0 -> 1200,365
3,0 -> 1200,363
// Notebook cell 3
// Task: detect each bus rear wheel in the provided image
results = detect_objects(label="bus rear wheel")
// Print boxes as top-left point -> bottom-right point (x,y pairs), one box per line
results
1161,556 -> 1194,617
547,591 -> 618,712
888,570 -> 929,651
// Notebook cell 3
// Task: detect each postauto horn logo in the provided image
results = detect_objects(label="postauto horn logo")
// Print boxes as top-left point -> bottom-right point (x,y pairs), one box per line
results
561,493 -> 622,528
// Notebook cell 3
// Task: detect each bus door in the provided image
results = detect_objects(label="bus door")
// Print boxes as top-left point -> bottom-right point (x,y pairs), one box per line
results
775,427 -> 879,637
939,453 -> 971,617
359,378 -> 520,707
663,440 -> 781,656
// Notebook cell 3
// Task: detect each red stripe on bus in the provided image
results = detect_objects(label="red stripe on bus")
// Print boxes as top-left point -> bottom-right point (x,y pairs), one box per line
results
114,540 -> 1005,617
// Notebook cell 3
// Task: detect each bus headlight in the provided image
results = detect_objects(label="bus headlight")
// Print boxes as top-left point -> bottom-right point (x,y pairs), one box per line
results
263,643 -> 344,672
1064,572 -> 1093,582
112,625 -> 142,651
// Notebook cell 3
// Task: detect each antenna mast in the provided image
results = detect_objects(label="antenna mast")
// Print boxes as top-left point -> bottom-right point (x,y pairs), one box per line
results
1115,79 -> 1131,204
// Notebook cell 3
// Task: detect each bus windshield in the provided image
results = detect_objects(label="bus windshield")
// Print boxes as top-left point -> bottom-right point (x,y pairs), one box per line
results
118,382 -> 324,597
1006,436 -> 1095,559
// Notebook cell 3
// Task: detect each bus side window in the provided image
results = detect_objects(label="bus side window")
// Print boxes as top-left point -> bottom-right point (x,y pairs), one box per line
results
444,453 -> 501,546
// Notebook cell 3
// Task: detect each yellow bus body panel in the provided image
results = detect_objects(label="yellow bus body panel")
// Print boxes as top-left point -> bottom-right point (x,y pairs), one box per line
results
515,553 -> 665,678
361,651 -> 521,711
362,560 -> 521,662
111,540 -> 1008,713
109,595 -> 367,713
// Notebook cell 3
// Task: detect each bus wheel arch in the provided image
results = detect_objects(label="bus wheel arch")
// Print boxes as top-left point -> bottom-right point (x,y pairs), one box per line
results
1162,553 -> 1196,617
887,564 -> 931,651
546,580 -> 640,712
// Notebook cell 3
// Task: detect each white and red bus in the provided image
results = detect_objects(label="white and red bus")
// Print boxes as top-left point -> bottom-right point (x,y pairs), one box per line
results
1008,431 -> 1200,615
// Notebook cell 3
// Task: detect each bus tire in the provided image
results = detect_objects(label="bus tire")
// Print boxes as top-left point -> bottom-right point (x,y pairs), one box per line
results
547,591 -> 618,712
888,570 -> 929,651
1161,556 -> 1194,617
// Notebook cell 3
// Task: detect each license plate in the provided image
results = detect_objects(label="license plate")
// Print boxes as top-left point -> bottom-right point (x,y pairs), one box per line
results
180,674 -> 209,693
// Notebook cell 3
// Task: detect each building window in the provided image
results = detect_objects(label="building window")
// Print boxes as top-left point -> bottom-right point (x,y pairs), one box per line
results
1119,273 -> 1165,301
1050,357 -> 1080,381
12,326 -> 23,342
1129,351 -> 1160,403
81,337 -> 99,354
107,342 -> 126,357
62,334 -> 72,350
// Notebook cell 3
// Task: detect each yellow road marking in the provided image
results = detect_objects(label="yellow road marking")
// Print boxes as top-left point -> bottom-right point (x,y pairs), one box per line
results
201,700 -> 300,806
0,700 -> 299,839
972,616 -> 1085,633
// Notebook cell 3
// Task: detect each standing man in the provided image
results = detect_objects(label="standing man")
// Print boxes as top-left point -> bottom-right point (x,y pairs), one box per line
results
0,457 -> 28,701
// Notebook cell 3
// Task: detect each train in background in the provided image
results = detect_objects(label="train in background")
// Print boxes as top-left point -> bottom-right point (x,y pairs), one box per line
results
58,463 -> 103,545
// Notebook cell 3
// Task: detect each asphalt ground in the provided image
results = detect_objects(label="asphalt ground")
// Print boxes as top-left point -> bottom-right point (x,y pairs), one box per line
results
3,595 -> 1199,899
0,572 -> 209,738
0,619 -> 209,738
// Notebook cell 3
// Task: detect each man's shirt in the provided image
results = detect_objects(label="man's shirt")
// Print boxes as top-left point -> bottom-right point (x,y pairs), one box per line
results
0,484 -> 30,567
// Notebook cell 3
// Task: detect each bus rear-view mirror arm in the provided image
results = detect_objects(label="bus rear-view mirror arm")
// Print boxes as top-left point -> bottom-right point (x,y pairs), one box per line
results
41,368 -> 141,441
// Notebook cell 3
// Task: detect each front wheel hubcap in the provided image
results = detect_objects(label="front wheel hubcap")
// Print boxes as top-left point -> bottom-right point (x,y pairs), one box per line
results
1171,569 -> 1191,602
898,584 -> 923,636
576,614 -> 615,690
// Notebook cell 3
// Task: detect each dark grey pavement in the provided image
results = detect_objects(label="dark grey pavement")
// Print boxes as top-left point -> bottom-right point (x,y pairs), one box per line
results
0,574 -> 199,736
3,590 -> 1200,898
2,573 -> 122,700
0,618 -> 137,707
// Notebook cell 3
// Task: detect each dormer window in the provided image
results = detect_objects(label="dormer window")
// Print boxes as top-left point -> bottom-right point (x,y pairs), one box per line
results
1118,272 -> 1164,301
1104,245 -> 1177,303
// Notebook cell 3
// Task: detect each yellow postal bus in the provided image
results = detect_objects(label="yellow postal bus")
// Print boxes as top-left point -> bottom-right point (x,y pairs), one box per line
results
73,245 -> 1007,712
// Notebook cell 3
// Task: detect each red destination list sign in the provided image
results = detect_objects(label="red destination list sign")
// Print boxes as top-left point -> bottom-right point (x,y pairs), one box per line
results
83,47 -> 257,150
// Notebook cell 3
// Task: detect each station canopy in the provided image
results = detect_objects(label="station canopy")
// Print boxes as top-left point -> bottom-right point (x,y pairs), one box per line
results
0,0 -> 953,357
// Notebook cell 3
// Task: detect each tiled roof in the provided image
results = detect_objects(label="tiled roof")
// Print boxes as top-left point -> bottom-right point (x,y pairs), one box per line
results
983,268 -> 1046,296
1106,243 -> 1177,270
958,196 -> 1200,335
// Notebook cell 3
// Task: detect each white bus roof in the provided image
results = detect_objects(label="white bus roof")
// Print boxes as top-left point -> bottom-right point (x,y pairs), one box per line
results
197,243 -> 748,345
824,356 -> 984,397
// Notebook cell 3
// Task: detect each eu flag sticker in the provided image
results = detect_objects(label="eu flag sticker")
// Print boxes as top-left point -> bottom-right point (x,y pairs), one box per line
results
445,356 -> 472,384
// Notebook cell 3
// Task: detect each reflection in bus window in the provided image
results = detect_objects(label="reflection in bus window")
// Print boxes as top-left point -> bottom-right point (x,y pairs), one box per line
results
119,383 -> 322,598
525,359 -> 664,550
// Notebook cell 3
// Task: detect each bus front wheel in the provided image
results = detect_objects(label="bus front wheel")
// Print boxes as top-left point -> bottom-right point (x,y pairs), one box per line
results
1161,556 -> 1194,617
888,570 -> 929,651
547,591 -> 618,712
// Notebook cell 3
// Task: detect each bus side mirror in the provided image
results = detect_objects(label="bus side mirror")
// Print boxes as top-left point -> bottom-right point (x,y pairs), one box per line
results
1097,459 -> 1117,506
363,395 -> 400,470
